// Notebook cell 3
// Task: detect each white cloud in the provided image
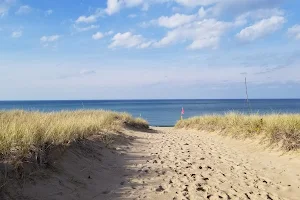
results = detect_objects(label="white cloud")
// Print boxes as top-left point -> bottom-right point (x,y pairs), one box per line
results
106,0 -> 143,15
149,7 -> 207,29
235,8 -> 284,26
40,35 -> 61,42
110,0 -> 211,14
188,37 -> 219,50
139,41 -> 153,49
104,0 -> 207,15
288,25 -> 300,40
15,5 -> 31,15
106,0 -> 122,15
0,0 -> 16,17
11,30 -> 22,38
105,30 -> 114,35
157,13 -> 197,28
236,16 -> 285,42
109,32 -> 153,48
103,0 -> 217,16
75,9 -> 104,23
174,0 -> 218,7
101,0 -> 283,16
45,9 -> 53,16
156,19 -> 232,50
198,7 -> 206,18
211,0 -> 284,16
74,24 -> 99,32
76,15 -> 97,23
109,32 -> 142,48
240,8 -> 283,21
92,32 -> 104,40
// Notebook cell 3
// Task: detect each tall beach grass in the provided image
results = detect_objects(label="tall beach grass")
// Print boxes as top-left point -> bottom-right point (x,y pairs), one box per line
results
0,110 -> 148,165
175,112 -> 300,151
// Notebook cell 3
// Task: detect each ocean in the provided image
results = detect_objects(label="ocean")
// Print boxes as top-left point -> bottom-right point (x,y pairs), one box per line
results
1,99 -> 300,126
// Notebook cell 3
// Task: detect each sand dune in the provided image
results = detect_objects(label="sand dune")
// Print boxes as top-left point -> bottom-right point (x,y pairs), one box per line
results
3,127 -> 300,200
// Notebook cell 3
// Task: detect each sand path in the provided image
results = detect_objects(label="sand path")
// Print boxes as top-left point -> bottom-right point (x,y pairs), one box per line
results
117,127 -> 300,200
18,127 -> 300,200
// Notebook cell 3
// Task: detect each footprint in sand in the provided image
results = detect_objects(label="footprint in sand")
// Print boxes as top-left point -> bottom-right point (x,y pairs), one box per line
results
156,185 -> 165,192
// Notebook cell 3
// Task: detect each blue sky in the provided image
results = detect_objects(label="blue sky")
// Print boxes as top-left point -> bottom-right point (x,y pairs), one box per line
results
1,0 -> 300,100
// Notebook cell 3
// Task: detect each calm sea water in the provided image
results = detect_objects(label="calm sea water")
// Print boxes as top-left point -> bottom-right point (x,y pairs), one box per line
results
1,99 -> 300,126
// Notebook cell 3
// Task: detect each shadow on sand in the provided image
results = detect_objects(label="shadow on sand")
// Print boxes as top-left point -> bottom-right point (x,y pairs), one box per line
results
1,129 -> 157,200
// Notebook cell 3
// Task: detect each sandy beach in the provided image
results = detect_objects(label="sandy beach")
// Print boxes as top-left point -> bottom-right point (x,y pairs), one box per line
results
2,0 -> 300,199
3,127 -> 299,200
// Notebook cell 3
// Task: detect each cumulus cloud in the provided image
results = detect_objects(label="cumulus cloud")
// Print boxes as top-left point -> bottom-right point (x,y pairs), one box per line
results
288,25 -> 300,40
11,30 -> 22,38
109,32 -> 143,48
76,15 -> 97,23
102,0 -> 283,16
236,16 -> 285,42
155,19 -> 233,50
75,9 -> 104,23
174,0 -> 218,7
211,0 -> 284,16
15,5 -> 31,15
92,32 -> 104,40
106,0 -> 122,15
92,31 -> 114,40
104,0 -> 211,15
105,30 -> 114,35
106,0 -> 143,15
235,8 -> 284,26
238,8 -> 283,21
109,32 -> 153,49
147,7 -> 207,29
198,7 -> 207,18
40,35 -> 61,42
143,1 -> 285,49
157,13 -> 197,28
74,24 -> 99,32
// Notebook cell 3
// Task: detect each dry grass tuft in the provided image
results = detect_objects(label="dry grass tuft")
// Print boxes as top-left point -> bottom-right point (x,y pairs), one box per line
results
0,110 -> 148,165
175,112 -> 300,151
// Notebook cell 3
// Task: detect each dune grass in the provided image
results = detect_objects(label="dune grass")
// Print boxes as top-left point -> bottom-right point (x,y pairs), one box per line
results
0,110 -> 148,164
175,112 -> 300,151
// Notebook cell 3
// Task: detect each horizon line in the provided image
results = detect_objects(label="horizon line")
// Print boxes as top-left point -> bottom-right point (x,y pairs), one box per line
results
1,98 -> 300,101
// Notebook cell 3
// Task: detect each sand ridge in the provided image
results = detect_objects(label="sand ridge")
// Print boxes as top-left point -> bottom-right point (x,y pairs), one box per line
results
7,127 -> 300,200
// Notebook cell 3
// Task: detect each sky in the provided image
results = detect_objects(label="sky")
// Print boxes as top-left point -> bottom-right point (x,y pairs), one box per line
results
1,0 -> 300,100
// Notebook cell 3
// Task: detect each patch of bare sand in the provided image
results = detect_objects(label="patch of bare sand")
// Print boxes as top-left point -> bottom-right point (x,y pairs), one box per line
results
2,127 -> 300,200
